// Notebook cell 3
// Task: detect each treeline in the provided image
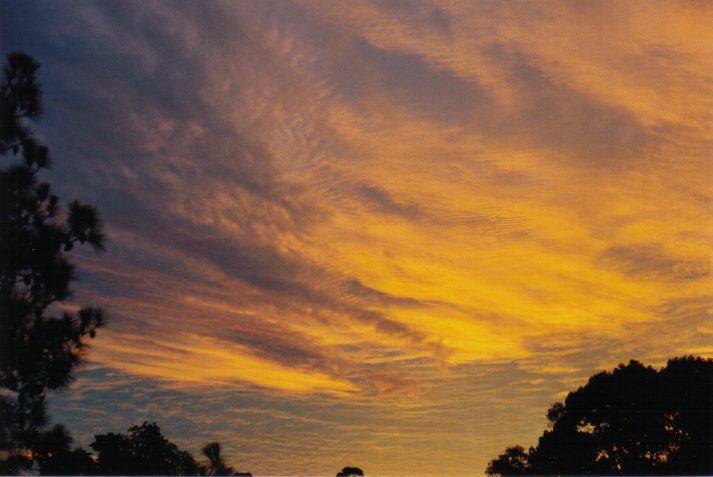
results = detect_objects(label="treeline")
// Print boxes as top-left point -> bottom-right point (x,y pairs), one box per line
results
486,356 -> 713,476
2,419 -> 364,476
1,421 -> 251,476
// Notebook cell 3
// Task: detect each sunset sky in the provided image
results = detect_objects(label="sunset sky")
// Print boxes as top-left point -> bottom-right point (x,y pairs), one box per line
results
2,1 -> 713,475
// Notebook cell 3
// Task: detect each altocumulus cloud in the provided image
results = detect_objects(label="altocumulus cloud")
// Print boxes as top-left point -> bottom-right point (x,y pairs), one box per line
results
3,1 -> 713,476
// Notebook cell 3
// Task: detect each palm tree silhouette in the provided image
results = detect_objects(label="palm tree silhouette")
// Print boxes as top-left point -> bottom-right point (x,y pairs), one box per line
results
201,442 -> 233,476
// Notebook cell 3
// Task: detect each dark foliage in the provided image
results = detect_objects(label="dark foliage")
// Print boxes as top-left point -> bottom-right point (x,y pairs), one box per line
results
91,422 -> 200,476
486,446 -> 528,476
0,51 -> 106,473
39,447 -> 97,476
486,356 -> 713,475
31,424 -> 97,475
90,422 -> 252,476
337,466 -> 365,476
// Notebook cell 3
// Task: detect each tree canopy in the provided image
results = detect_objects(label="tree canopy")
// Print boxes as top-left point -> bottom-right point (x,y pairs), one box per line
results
486,356 -> 713,475
90,422 -> 200,476
336,466 -> 364,477
0,51 -> 106,473
88,422 -> 252,476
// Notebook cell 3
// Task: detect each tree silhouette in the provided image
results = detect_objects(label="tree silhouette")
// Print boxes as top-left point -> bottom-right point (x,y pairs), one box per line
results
486,356 -> 713,475
37,447 -> 96,476
201,441 -> 253,476
30,423 -> 97,475
336,466 -> 364,477
202,442 -> 233,476
0,51 -> 106,472
91,422 -> 200,475
485,446 -> 528,476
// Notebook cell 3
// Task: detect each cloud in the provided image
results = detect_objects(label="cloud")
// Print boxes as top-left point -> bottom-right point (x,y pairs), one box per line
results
356,183 -> 421,219
5,1 -> 713,475
599,244 -> 711,282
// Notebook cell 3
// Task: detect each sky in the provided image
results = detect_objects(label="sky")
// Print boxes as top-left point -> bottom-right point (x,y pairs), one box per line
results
2,1 -> 713,475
